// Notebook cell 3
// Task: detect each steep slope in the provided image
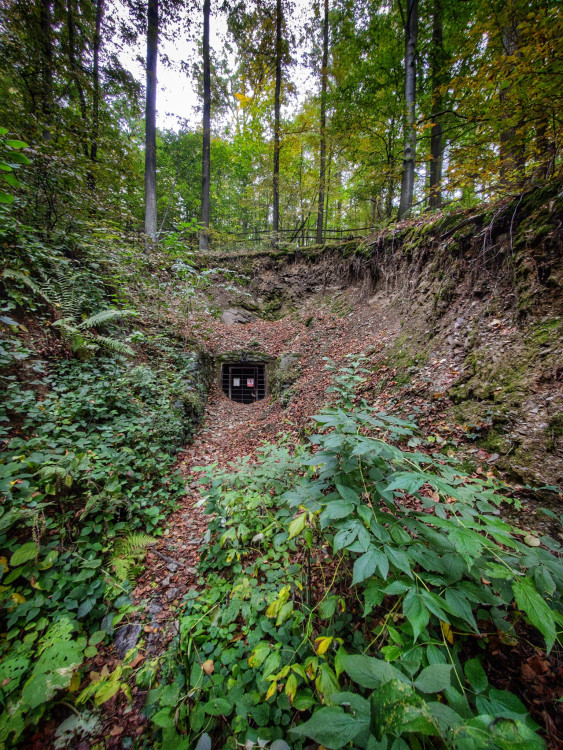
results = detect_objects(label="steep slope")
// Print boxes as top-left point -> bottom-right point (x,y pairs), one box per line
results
199,181 -> 563,489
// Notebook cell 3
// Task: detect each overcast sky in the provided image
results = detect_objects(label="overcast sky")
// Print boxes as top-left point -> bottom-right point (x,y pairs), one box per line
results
115,0 -> 316,132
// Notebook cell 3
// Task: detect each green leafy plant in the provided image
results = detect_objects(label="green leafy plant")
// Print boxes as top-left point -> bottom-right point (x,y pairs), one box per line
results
50,307 -> 136,356
110,532 -> 157,584
0,129 -> 30,205
0,341 -> 207,743
2,268 -> 136,356
145,355 -> 561,749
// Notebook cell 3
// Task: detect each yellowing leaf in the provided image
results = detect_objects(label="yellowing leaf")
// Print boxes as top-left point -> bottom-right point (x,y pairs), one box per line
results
68,673 -> 81,692
285,673 -> 298,703
11,592 -> 26,604
314,636 -> 333,656
441,620 -> 454,645
276,600 -> 294,626
265,681 -> 277,701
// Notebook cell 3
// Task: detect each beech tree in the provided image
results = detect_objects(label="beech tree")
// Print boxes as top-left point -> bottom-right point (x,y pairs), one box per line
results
199,0 -> 211,250
428,0 -> 444,209
316,0 -> 329,244
144,0 -> 158,246
272,0 -> 282,245
398,0 -> 418,220
2,0 -> 560,244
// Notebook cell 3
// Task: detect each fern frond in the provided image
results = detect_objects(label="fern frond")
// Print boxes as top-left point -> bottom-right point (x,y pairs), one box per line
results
110,533 -> 156,583
80,309 -> 137,330
111,557 -> 132,583
115,532 -> 157,556
92,334 -> 134,356
51,317 -> 79,332
2,269 -> 51,302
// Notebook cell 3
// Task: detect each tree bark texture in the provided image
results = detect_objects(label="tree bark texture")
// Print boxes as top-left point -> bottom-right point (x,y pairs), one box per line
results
199,0 -> 211,251
316,0 -> 329,244
40,0 -> 53,138
272,0 -> 282,246
90,0 -> 104,165
67,0 -> 89,157
398,0 -> 418,220
499,5 -> 525,188
429,0 -> 443,209
144,0 -> 158,246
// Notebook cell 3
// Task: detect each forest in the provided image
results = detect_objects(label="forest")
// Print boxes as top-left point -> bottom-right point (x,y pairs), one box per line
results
0,0 -> 562,748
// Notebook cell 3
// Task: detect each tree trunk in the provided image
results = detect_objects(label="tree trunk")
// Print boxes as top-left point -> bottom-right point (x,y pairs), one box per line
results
316,0 -> 329,244
535,119 -> 555,181
499,5 -> 525,188
398,0 -> 418,220
199,0 -> 211,251
144,0 -> 158,247
67,0 -> 89,157
272,0 -> 282,247
90,0 -> 104,168
324,146 -> 332,235
40,0 -> 53,138
429,0 -> 443,209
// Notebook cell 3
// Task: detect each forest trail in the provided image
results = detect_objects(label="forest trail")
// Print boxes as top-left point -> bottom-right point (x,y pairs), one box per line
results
21,252 -> 559,750
92,305 -> 400,745
135,297 -> 401,646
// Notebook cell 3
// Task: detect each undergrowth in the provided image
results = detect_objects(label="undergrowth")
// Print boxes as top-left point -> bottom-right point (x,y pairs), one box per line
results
0,223 -> 209,745
141,356 -> 562,750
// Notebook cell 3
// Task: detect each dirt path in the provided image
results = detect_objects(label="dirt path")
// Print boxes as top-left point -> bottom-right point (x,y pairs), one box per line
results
134,299 -> 399,643
81,297 -> 404,746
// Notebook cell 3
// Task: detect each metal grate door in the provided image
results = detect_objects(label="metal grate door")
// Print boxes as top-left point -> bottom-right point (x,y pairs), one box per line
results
221,364 -> 266,403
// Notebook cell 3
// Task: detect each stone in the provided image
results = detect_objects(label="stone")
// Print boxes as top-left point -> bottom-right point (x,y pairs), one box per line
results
221,308 -> 255,325
114,623 -> 141,658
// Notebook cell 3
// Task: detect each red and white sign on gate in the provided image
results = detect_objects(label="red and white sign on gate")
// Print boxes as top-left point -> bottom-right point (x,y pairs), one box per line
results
247,378 -> 254,387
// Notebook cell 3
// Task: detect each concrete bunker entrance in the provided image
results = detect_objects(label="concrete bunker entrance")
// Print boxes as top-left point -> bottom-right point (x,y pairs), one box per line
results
221,361 -> 267,403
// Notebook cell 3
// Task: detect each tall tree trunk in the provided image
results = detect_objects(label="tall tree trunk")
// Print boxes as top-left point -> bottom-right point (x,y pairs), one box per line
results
199,0 -> 211,251
144,0 -> 158,246
429,0 -> 443,209
499,4 -> 525,188
40,0 -> 53,139
316,0 -> 329,244
90,0 -> 104,171
272,0 -> 282,247
398,0 -> 418,220
324,146 -> 332,235
67,0 -> 89,157
535,119 -> 555,181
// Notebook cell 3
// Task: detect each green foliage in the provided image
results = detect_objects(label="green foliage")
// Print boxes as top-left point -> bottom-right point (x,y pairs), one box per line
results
0,342 -> 205,743
110,532 -> 157,584
51,307 -> 137,357
146,355 -> 561,748
0,129 -> 30,205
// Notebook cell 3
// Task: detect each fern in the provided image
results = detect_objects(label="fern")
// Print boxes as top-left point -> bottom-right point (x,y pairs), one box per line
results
50,317 -> 77,332
112,557 -> 132,584
80,308 -> 136,329
2,268 -> 50,302
89,334 -> 134,356
4,268 -> 135,357
113,532 -> 157,557
110,533 -> 157,583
